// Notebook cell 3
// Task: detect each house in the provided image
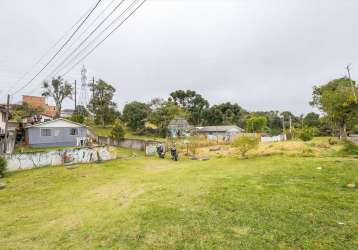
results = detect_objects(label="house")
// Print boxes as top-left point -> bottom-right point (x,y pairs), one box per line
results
25,119 -> 89,148
22,95 -> 58,118
168,118 -> 190,137
197,125 -> 244,141
0,106 -> 6,136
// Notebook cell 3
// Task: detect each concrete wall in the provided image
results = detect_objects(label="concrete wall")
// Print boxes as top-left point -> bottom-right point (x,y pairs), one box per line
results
97,136 -> 161,155
349,134 -> 358,145
28,127 -> 88,147
5,146 -> 117,172
261,134 -> 287,143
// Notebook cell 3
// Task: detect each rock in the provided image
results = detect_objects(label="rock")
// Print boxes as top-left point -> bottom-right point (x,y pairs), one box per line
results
209,147 -> 221,152
347,183 -> 356,188
316,167 -> 322,170
337,221 -> 345,225
201,156 -> 210,161
189,155 -> 198,160
0,182 -> 6,190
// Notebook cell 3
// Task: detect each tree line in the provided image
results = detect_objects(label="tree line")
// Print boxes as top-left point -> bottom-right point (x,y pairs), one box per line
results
9,75 -> 357,140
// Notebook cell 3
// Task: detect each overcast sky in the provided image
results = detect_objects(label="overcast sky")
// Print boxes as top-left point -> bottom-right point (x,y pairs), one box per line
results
1,0 -> 357,114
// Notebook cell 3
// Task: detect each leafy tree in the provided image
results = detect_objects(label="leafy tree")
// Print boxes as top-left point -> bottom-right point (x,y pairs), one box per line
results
245,116 -> 268,133
88,79 -> 117,126
203,102 -> 247,126
10,103 -> 44,122
232,136 -> 259,159
311,77 -> 358,139
122,101 -> 150,132
110,121 -> 125,141
297,127 -> 316,141
169,90 -> 209,125
149,101 -> 185,136
42,76 -> 72,118
303,112 -> 321,127
251,111 -> 282,135
70,105 -> 89,124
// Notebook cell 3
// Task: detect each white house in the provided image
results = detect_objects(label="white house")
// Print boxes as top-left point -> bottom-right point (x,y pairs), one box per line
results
197,125 -> 244,141
25,119 -> 89,148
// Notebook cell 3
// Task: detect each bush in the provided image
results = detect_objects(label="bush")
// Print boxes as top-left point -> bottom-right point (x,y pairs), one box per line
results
297,127 -> 316,141
110,122 -> 125,141
353,125 -> 358,134
0,156 -> 7,178
232,136 -> 259,159
340,140 -> 358,155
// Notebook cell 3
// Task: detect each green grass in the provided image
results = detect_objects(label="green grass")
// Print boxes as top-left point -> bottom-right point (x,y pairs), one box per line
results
0,153 -> 357,249
91,126 -> 164,141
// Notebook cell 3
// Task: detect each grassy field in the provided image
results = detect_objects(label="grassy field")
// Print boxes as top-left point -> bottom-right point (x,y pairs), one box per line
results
0,146 -> 357,249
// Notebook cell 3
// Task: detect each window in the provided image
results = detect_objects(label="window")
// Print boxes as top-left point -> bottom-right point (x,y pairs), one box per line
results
70,128 -> 78,136
40,128 -> 52,136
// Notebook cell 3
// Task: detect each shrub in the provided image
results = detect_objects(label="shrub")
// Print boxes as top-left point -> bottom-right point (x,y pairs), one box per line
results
353,125 -> 358,134
297,127 -> 316,141
0,156 -> 7,178
232,136 -> 259,159
110,122 -> 125,141
340,140 -> 358,155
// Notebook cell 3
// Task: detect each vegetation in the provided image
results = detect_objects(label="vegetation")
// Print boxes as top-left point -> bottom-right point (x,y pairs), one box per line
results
245,116 -> 268,133
297,127 -> 316,142
70,105 -> 89,124
110,122 -> 125,141
232,136 -> 259,158
311,77 -> 358,139
203,102 -> 247,127
0,152 -> 357,249
122,101 -> 150,132
0,156 -> 6,178
42,76 -> 73,118
340,140 -> 358,156
88,79 -> 118,126
10,103 -> 44,122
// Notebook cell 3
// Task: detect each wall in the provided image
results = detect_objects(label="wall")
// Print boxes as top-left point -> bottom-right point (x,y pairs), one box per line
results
261,134 -> 287,143
97,136 -> 161,155
28,127 -> 88,147
349,134 -> 358,145
5,146 -> 117,172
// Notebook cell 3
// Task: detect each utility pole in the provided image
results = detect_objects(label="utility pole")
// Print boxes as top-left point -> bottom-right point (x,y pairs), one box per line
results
346,65 -> 358,104
3,94 -> 10,154
289,115 -> 292,134
74,80 -> 77,111
282,115 -> 285,133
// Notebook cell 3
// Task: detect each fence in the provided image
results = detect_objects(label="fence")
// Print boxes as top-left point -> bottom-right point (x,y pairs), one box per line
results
349,134 -> 358,145
261,134 -> 287,143
5,146 -> 117,172
0,135 -> 15,154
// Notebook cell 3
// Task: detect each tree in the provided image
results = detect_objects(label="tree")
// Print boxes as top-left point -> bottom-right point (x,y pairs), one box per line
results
303,112 -> 321,128
42,76 -> 72,118
110,121 -> 125,141
203,102 -> 247,126
88,79 -> 117,126
70,105 -> 89,124
169,90 -> 209,125
297,127 -> 316,141
232,136 -> 259,159
311,77 -> 358,139
10,103 -> 44,122
122,101 -> 150,132
149,101 -> 185,136
245,116 -> 268,133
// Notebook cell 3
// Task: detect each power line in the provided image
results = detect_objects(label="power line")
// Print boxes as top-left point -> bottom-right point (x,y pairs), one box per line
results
10,0 -> 103,96
55,0 -> 141,77
46,0 -> 126,79
62,0 -> 147,77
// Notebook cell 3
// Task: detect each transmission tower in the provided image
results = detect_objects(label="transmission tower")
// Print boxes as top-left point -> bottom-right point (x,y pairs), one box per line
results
79,65 -> 89,107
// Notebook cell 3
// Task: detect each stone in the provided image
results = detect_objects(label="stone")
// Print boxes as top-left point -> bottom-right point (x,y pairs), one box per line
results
316,167 -> 322,170
201,156 -> 210,161
0,182 -> 6,190
347,183 -> 356,188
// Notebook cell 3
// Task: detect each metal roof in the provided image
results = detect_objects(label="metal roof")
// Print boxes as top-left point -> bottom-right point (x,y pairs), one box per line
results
198,125 -> 243,133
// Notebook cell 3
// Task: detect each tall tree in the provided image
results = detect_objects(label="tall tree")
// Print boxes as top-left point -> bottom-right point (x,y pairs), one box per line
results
245,116 -> 268,133
149,101 -> 185,136
122,101 -> 150,132
203,102 -> 247,126
311,77 -> 358,139
303,112 -> 321,127
88,79 -> 117,126
42,76 -> 72,118
169,90 -> 209,125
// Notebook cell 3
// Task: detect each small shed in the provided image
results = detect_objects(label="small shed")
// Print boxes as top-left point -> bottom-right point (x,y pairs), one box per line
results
25,119 -> 89,148
168,118 -> 190,137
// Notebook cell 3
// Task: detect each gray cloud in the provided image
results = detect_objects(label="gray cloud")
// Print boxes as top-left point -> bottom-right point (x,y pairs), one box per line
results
0,0 -> 357,114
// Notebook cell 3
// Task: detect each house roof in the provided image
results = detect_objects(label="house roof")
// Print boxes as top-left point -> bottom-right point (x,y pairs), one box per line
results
168,118 -> 189,127
198,125 -> 243,133
25,118 -> 86,129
